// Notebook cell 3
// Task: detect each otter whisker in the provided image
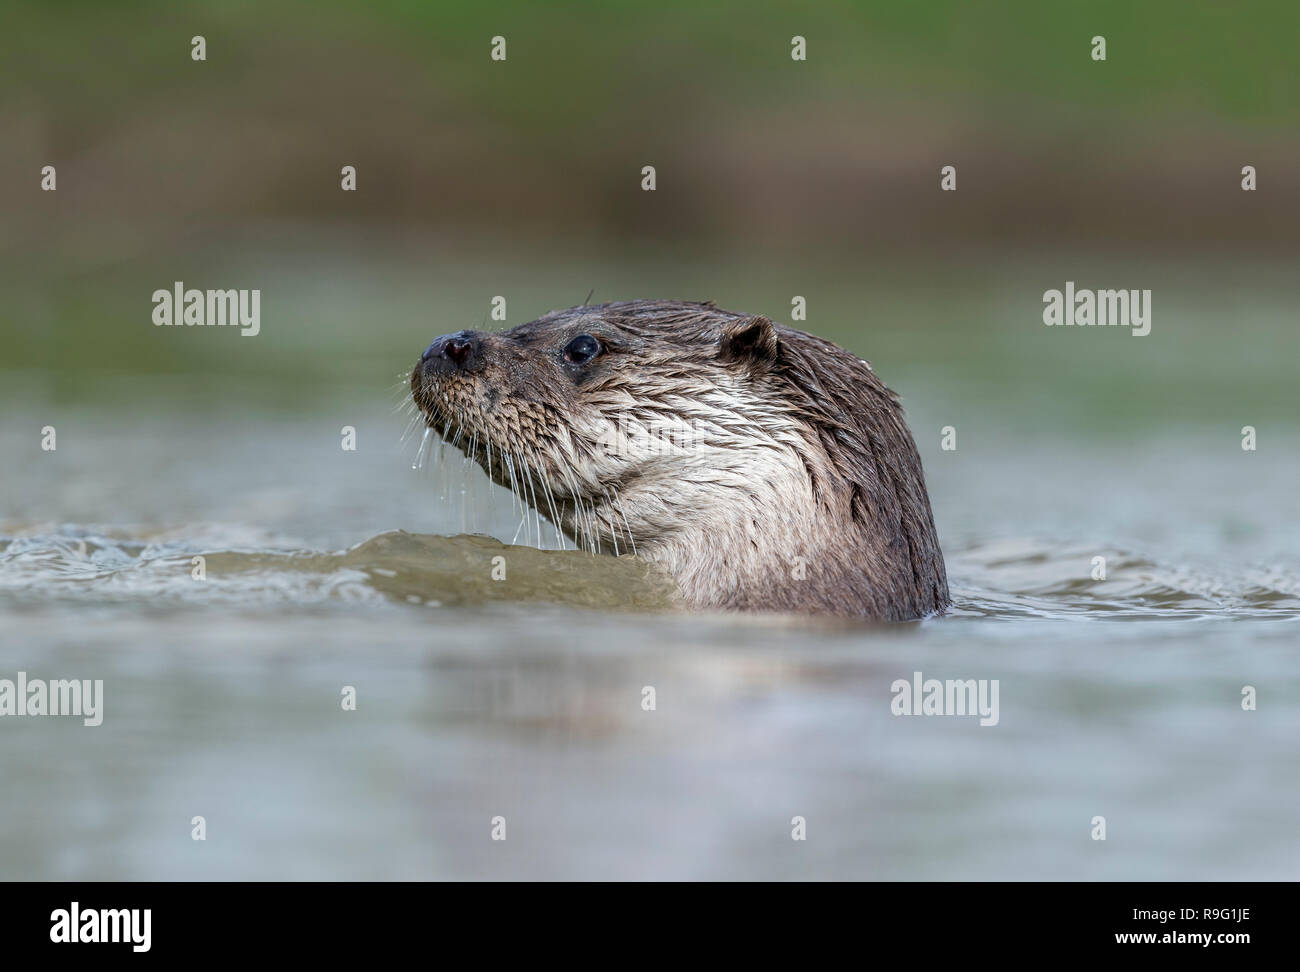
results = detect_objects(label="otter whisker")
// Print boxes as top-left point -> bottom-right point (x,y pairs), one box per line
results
528,447 -> 567,550
511,448 -> 529,539
400,412 -> 425,449
600,487 -> 621,556
610,484 -> 638,557
553,462 -> 596,554
412,426 -> 433,471
511,448 -> 538,547
581,497 -> 598,555
503,452 -> 522,517
517,447 -> 546,548
524,453 -> 545,549
510,502 -> 528,546
389,374 -> 416,404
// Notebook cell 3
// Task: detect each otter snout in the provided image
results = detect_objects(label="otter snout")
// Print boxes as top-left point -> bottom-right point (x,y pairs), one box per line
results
420,330 -> 483,375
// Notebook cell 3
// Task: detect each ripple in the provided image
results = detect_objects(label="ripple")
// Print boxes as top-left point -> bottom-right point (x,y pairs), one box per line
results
1,527 -> 1297,620
948,537 -> 1300,620
0,528 -> 678,612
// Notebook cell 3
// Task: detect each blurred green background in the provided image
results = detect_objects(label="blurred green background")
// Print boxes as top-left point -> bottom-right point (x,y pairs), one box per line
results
1,0 -> 1297,428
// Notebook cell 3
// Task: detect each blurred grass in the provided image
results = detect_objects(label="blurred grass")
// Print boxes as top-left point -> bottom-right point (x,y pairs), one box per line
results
3,230 -> 1294,438
2,1 -> 1296,432
8,0 -> 1294,124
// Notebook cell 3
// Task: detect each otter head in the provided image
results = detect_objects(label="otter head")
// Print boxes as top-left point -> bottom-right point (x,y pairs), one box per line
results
410,299 -> 948,620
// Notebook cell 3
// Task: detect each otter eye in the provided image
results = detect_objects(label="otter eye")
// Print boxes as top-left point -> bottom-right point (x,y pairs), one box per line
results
563,334 -> 602,365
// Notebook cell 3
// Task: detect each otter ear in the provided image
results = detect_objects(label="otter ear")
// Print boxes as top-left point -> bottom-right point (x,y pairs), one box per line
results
719,315 -> 778,369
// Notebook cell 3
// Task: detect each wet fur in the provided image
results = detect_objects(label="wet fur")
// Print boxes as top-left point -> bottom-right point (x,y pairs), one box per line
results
410,299 -> 949,620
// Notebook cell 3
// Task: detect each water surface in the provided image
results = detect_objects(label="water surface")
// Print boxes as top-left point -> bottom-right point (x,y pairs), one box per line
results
2,399 -> 1296,880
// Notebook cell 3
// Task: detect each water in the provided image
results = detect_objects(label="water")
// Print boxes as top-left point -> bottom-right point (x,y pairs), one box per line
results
2,399 -> 1297,880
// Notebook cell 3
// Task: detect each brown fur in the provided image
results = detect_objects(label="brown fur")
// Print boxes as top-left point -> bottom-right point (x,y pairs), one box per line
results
410,299 -> 949,620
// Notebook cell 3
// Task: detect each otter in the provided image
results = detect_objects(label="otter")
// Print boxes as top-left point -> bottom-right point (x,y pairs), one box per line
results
410,300 -> 948,621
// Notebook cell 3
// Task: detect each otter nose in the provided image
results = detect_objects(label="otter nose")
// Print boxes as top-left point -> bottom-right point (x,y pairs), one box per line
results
421,330 -> 482,373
